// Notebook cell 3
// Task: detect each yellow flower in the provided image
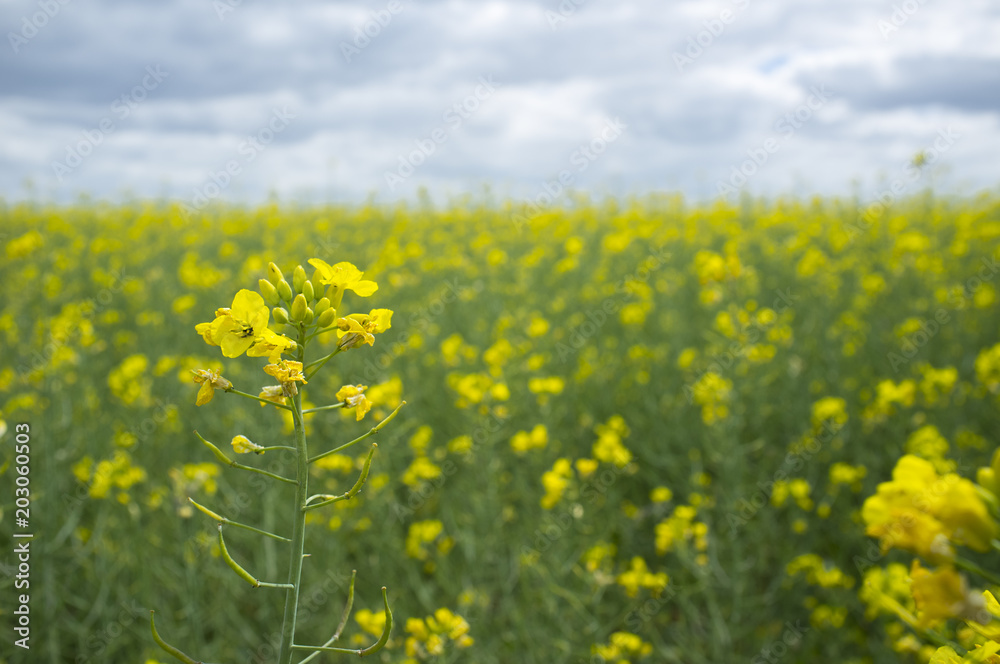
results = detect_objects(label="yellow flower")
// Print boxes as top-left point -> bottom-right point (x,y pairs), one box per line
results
258,385 -> 286,407
592,631 -> 654,661
336,384 -> 372,421
231,434 -> 264,455
264,360 -> 307,396
198,289 -> 270,358
191,368 -> 232,406
336,309 -> 393,349
616,556 -> 668,598
308,259 -> 378,311
650,486 -> 673,503
247,327 -> 296,363
911,561 -> 987,628
862,455 -> 999,558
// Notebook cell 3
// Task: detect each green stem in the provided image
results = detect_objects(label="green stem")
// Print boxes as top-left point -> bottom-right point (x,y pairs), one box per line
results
188,498 -> 291,542
301,402 -> 346,415
308,402 -> 406,465
303,444 -> 376,512
150,611 -> 201,664
304,347 -> 342,380
227,387 -> 293,410
195,432 -> 297,485
291,587 -> 392,657
218,525 -> 294,589
278,334 -> 310,664
188,497 -> 292,542
304,325 -> 339,344
954,555 -> 1000,587
294,570 -> 356,664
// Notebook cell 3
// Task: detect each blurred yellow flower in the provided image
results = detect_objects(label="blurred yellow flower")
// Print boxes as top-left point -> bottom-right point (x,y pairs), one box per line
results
910,561 -> 986,628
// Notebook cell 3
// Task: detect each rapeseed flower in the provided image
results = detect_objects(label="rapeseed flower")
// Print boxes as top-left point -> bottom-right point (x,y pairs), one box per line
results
197,289 -> 271,358
336,384 -> 372,421
191,368 -> 232,406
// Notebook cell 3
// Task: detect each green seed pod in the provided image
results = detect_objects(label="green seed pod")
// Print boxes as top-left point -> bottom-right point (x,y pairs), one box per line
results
290,294 -> 307,322
314,297 -> 331,314
273,307 -> 290,324
259,279 -> 280,307
277,279 -> 293,302
267,262 -> 284,284
302,280 -> 315,303
293,265 -> 307,293
304,307 -> 315,325
316,307 -> 336,328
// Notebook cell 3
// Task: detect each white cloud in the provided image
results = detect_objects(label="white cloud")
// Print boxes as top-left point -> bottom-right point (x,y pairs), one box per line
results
1,0 -> 998,203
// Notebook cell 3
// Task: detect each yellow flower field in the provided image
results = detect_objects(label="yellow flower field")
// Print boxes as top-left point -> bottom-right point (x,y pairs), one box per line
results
2,191 -> 1000,663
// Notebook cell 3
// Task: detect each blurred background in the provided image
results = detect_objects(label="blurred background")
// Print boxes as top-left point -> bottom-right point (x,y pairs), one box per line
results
4,3 -> 1000,664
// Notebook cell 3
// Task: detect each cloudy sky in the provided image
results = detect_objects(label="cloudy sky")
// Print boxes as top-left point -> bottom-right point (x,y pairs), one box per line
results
2,0 -> 999,206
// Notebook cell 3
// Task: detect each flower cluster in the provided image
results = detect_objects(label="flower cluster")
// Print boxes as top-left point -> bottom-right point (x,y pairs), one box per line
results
861,448 -> 1000,661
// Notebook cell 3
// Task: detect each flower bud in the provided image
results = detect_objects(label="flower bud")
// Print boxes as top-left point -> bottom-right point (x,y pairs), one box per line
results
302,280 -> 315,303
268,262 -> 284,284
304,307 -> 315,325
291,294 -> 307,322
273,307 -> 290,324
293,265 -> 307,293
316,307 -> 336,328
259,279 -> 280,307
314,297 -> 331,314
277,279 -> 293,302
979,467 -> 999,499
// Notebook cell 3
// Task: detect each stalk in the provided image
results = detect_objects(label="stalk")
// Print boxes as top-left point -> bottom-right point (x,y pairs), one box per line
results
277,330 -> 310,664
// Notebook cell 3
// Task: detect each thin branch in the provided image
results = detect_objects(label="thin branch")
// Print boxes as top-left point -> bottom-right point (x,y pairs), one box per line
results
308,402 -> 405,465
226,387 -> 293,410
195,431 -> 297,485
217,525 -> 294,589
188,498 -> 291,542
